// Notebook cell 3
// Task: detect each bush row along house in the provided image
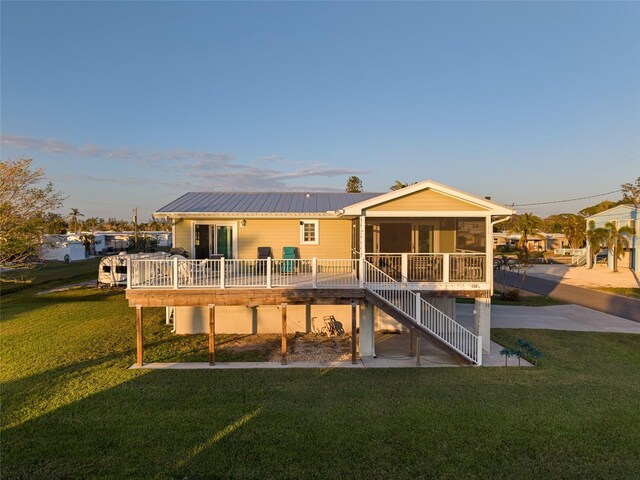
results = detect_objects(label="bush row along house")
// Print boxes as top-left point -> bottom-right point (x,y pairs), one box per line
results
125,180 -> 515,367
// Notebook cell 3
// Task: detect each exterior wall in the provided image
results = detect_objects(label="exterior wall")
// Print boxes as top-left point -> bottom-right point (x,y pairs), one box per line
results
39,242 -> 86,262
589,206 -> 639,272
174,305 -> 358,334
173,218 -> 352,259
368,189 -> 488,212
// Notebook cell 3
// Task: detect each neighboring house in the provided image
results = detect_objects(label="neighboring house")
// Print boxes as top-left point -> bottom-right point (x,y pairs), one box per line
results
587,205 -> 639,271
40,234 -> 86,262
93,231 -> 172,254
125,180 -> 514,367
493,232 -> 570,251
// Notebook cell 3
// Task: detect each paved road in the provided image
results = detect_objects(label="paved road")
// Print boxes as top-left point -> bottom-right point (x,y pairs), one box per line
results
501,271 -> 640,323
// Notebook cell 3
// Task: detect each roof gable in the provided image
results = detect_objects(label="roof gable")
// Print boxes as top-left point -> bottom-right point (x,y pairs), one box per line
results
341,179 -> 514,215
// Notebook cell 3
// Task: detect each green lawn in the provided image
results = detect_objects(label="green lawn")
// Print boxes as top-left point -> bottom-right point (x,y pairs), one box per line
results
1,257 -> 101,295
595,287 -> 640,300
2,284 -> 640,479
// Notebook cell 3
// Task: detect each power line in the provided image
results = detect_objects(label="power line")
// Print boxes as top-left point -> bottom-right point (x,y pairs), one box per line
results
510,189 -> 622,207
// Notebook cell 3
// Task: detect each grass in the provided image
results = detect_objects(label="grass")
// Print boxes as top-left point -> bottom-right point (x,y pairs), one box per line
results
595,287 -> 640,300
2,280 -> 640,478
1,258 -> 101,296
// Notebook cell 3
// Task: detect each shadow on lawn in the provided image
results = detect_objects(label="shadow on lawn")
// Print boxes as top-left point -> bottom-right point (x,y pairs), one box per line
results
2,367 -> 267,479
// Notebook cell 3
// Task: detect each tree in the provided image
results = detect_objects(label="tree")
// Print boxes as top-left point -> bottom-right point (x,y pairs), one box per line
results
578,200 -> 617,217
586,220 -> 607,269
561,214 -> 586,249
508,213 -> 543,252
42,212 -> 68,234
621,177 -> 640,206
346,176 -> 363,193
390,180 -> 417,191
0,158 -> 64,275
604,221 -> 633,272
66,208 -> 84,233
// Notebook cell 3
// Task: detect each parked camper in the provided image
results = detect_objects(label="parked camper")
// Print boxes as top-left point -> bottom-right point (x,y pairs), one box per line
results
98,252 -> 170,287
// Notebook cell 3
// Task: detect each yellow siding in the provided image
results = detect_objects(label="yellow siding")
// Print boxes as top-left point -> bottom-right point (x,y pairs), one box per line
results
173,217 -> 352,258
238,218 -> 352,258
174,220 -> 191,251
368,189 -> 487,212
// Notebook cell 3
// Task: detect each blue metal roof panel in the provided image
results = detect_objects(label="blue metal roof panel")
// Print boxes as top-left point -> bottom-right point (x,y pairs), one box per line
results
156,192 -> 381,214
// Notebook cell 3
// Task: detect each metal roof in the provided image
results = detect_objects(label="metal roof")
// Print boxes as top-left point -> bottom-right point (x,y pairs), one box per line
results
156,192 -> 382,214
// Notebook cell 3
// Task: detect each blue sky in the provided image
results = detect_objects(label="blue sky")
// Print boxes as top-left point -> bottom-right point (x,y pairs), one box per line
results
2,1 -> 639,220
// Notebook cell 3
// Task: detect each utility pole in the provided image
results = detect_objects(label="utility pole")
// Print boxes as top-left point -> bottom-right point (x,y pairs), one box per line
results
133,208 -> 138,247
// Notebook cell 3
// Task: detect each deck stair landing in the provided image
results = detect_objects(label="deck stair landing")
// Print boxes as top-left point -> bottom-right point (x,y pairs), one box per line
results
364,261 -> 482,365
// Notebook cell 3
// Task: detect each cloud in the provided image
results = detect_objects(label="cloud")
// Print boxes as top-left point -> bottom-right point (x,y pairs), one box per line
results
2,134 -> 367,191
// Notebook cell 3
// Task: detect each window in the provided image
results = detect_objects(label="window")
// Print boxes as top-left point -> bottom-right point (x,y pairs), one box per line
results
300,220 -> 319,245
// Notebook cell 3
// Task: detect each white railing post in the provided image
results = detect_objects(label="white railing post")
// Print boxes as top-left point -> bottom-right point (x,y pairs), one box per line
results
266,257 -> 272,288
443,253 -> 450,283
415,293 -> 421,323
477,335 -> 483,366
220,258 -> 225,289
401,253 -> 408,284
359,257 -> 365,287
127,258 -> 132,289
173,257 -> 179,289
312,257 -> 317,288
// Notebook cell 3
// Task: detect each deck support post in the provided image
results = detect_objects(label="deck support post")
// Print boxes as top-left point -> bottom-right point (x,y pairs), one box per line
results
351,301 -> 357,364
281,303 -> 287,365
474,295 -> 491,354
136,305 -> 143,366
409,329 -> 414,357
208,304 -> 216,366
415,335 -> 421,367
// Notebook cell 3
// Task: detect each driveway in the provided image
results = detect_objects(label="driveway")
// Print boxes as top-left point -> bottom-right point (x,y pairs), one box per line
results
500,271 -> 640,322
456,303 -> 640,334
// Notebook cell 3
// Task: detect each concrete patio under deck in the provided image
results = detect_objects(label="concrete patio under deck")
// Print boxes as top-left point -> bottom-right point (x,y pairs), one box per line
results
129,332 -> 528,369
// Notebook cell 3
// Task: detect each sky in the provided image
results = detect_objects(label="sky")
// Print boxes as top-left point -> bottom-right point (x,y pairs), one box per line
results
2,1 -> 639,221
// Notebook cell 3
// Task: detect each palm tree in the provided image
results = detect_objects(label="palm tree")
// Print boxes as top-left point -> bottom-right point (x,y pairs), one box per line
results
390,180 -> 418,191
509,213 -> 543,254
66,208 -> 84,233
604,221 -> 633,272
585,220 -> 607,269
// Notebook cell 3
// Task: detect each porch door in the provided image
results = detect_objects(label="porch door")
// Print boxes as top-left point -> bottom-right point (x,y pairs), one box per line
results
216,226 -> 233,258
194,225 -> 210,259
194,224 -> 234,259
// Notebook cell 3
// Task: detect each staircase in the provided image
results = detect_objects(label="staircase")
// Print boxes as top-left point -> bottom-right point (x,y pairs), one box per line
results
364,261 -> 482,365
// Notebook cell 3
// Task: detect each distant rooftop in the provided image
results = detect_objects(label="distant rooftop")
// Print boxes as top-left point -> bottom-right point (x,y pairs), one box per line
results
156,192 -> 382,214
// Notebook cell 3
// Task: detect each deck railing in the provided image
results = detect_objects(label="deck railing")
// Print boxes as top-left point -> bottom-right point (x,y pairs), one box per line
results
365,253 -> 486,283
128,254 -> 487,289
128,257 -> 361,289
363,261 -> 481,365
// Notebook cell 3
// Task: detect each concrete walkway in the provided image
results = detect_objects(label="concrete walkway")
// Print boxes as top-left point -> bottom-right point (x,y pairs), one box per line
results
502,271 -> 640,322
456,303 -> 640,333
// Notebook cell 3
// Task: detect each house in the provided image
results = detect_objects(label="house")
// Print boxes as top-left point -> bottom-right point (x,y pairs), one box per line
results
40,234 -> 86,262
92,231 -> 171,254
493,232 -> 570,251
587,205 -> 639,271
125,180 -> 514,367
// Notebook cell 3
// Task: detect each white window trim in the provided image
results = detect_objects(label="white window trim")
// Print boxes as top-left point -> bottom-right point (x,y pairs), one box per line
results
300,219 -> 319,245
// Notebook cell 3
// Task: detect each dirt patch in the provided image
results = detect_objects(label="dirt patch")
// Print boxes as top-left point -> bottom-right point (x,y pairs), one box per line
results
268,332 -> 353,362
